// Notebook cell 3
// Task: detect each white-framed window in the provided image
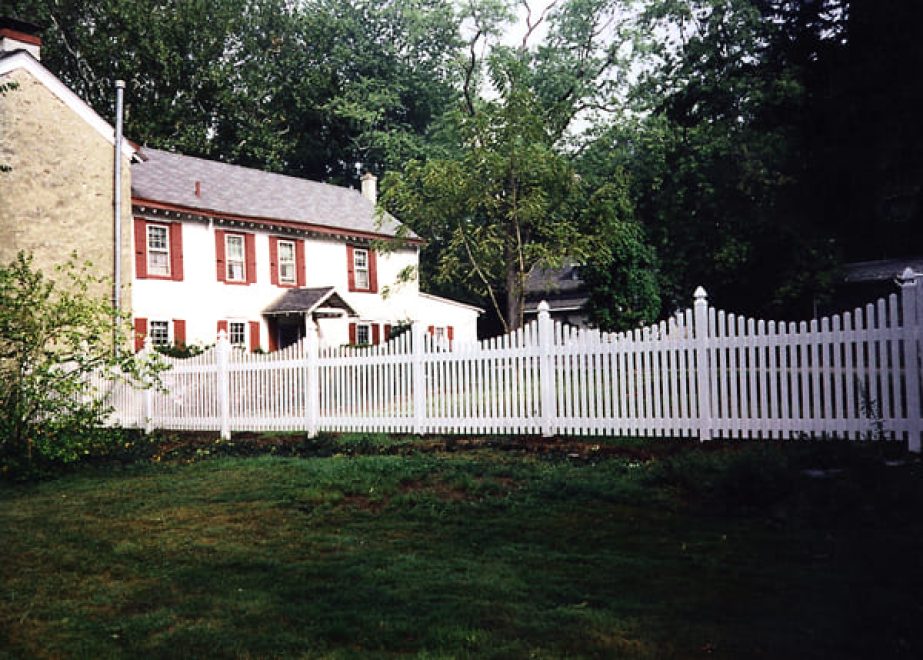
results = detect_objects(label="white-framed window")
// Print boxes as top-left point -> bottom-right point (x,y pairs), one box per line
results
278,240 -> 296,284
149,320 -> 170,347
226,234 -> 245,281
356,323 -> 371,346
229,321 -> 247,348
147,224 -> 170,276
353,248 -> 369,290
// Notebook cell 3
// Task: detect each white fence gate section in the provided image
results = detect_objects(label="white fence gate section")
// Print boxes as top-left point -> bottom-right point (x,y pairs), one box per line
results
97,271 -> 923,451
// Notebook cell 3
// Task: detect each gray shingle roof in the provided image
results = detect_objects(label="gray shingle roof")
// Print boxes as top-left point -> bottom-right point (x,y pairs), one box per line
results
263,287 -> 357,316
132,147 -> 414,239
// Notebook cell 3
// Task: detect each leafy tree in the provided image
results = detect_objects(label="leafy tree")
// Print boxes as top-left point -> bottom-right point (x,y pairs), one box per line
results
0,253 -> 160,479
382,0 -> 658,332
6,0 -> 462,183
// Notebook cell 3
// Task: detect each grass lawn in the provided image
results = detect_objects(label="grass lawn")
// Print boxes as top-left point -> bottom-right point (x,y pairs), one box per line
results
1,435 -> 922,658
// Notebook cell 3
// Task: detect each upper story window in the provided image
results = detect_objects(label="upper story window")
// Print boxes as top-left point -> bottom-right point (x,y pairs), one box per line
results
135,218 -> 184,281
278,240 -> 296,284
146,225 -> 170,276
215,229 -> 255,285
226,234 -> 246,282
354,248 -> 369,289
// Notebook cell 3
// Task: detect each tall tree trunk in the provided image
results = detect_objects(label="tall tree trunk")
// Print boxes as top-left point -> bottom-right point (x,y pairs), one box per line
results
505,244 -> 523,332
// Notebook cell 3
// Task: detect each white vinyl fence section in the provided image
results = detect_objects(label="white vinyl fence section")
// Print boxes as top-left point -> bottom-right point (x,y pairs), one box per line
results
99,270 -> 923,451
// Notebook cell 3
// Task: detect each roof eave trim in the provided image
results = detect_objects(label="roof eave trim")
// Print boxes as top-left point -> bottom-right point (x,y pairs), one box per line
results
132,197 -> 425,246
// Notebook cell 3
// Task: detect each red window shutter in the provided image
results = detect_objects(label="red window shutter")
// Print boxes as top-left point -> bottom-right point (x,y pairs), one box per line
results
384,324 -> 391,342
217,319 -> 228,339
428,325 -> 435,335
169,223 -> 184,281
368,249 -> 378,293
372,324 -> 380,345
173,319 -> 186,346
447,326 -> 454,341
245,233 -> 257,284
134,317 -> 147,352
249,321 -> 260,352
215,229 -> 226,282
295,239 -> 306,287
346,244 -> 356,291
269,237 -> 279,286
134,218 -> 147,279
348,322 -> 357,345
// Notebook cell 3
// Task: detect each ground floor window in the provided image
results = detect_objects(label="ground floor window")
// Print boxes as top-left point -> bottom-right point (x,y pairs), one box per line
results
355,323 -> 371,346
149,320 -> 170,347
229,321 -> 247,348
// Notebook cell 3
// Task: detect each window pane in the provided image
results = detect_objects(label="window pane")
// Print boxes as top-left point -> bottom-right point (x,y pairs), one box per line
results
147,225 -> 168,249
148,251 -> 169,276
355,269 -> 369,289
150,321 -> 170,347
280,263 -> 294,283
354,249 -> 367,269
227,235 -> 244,260
228,262 -> 245,281
278,241 -> 294,261
356,324 -> 370,345
229,322 -> 246,346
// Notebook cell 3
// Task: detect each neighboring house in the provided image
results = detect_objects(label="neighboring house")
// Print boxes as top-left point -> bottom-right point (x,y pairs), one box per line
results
130,148 -> 481,351
0,18 -> 133,305
523,261 -> 591,327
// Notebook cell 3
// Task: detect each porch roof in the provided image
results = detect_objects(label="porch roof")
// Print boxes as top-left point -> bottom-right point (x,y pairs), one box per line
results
263,287 -> 357,317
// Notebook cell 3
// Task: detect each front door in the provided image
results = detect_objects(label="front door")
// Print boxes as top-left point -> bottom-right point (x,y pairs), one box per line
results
275,315 -> 305,350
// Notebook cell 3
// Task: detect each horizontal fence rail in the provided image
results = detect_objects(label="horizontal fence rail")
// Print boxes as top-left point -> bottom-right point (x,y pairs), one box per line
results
96,271 -> 923,451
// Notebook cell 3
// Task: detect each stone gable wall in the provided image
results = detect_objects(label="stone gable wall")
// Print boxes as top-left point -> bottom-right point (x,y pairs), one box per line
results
0,67 -> 132,309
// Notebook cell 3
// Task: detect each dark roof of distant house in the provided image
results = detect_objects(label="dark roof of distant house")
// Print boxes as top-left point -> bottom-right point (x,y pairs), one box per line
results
523,262 -> 589,314
132,147 -> 417,241
525,262 -> 587,297
263,287 -> 357,317
842,257 -> 923,283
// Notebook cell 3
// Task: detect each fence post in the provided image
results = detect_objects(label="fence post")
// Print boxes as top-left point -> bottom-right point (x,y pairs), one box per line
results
216,330 -> 231,440
693,287 -> 713,441
305,323 -> 320,438
142,336 -> 154,434
412,321 -> 426,435
538,301 -> 555,437
898,268 -> 921,453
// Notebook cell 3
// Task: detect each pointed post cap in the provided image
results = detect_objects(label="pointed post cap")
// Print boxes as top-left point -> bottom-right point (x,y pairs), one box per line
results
142,336 -> 154,352
217,329 -> 228,342
693,286 -> 708,302
537,300 -> 550,313
897,267 -> 918,285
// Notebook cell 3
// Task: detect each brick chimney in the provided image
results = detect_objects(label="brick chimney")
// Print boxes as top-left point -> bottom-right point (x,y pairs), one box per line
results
360,172 -> 377,205
0,17 -> 42,60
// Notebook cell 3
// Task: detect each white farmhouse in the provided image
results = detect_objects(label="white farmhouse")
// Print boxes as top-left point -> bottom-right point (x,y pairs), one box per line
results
130,148 -> 481,352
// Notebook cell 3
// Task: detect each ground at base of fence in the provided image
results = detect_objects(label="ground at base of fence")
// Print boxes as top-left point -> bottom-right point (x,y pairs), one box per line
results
97,429 -> 919,468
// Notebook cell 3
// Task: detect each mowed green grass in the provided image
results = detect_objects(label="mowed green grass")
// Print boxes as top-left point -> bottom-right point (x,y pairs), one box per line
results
1,438 -> 922,659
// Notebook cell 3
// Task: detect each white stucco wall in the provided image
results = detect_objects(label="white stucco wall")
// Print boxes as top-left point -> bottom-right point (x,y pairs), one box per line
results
131,216 -> 480,349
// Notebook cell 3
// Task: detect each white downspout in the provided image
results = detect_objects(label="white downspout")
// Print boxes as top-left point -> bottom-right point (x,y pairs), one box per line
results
113,79 -> 125,352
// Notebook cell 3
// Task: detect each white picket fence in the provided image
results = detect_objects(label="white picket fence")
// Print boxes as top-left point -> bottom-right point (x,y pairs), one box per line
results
93,270 -> 923,451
